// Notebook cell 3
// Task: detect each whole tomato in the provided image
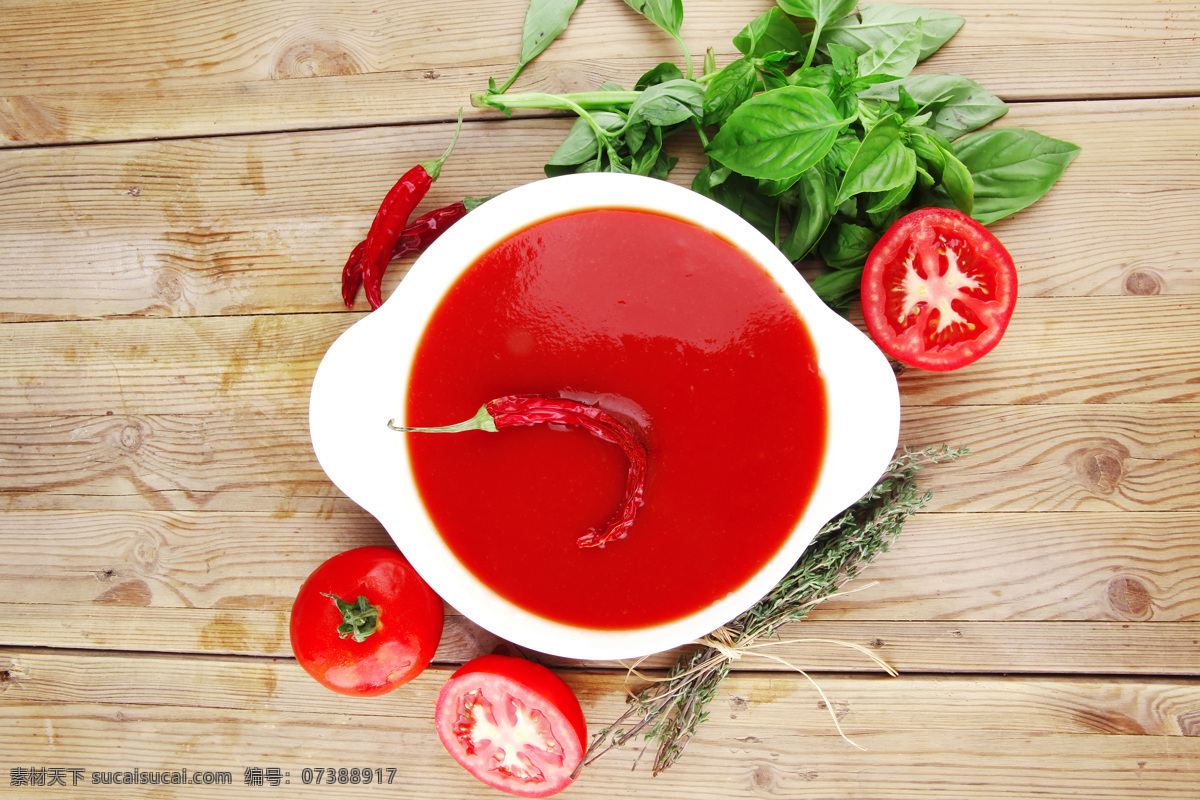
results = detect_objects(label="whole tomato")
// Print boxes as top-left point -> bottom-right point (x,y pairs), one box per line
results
290,546 -> 444,696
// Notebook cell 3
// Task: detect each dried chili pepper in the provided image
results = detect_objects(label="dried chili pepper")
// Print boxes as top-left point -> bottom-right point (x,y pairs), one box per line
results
388,394 -> 648,549
351,113 -> 463,311
341,197 -> 488,309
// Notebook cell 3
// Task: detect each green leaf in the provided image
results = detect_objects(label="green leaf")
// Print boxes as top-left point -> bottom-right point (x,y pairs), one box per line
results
692,168 -> 779,240
707,86 -> 846,181
939,148 -> 974,215
733,7 -> 807,57
952,128 -> 1081,223
860,73 -> 1008,140
781,166 -> 837,261
910,127 -> 973,214
622,0 -> 684,36
519,0 -> 585,64
857,19 -> 922,79
810,264 -> 864,310
776,0 -> 859,27
824,3 -> 964,61
626,78 -> 704,127
819,222 -> 878,269
635,61 -> 684,90
836,115 -> 916,204
545,111 -> 626,167
703,57 -> 758,126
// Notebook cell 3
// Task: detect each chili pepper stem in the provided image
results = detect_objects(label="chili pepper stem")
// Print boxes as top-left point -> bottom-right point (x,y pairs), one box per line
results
419,109 -> 465,182
387,404 -> 498,434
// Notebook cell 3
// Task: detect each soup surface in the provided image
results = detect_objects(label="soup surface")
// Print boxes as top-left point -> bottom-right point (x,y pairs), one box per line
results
405,208 -> 827,629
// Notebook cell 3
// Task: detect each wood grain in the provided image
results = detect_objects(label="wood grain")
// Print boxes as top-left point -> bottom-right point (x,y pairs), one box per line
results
2,0 -> 1196,144
1,509 -> 1197,622
0,404 -> 1196,515
1,99 -> 1196,322
0,506 -> 1196,673
0,651 -> 1196,798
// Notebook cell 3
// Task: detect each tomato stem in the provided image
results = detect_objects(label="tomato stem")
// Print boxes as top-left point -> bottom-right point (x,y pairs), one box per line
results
322,593 -> 380,642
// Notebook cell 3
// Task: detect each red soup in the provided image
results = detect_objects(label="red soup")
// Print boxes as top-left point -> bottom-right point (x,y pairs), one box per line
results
406,208 -> 827,630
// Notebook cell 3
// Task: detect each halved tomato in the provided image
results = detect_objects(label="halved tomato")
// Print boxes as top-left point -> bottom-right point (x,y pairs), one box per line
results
435,655 -> 587,797
861,207 -> 1018,371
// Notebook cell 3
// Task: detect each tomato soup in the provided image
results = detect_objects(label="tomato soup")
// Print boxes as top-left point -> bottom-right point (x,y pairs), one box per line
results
405,208 -> 827,630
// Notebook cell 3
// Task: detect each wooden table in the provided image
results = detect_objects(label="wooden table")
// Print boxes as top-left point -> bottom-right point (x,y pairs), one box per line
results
2,1 -> 1198,796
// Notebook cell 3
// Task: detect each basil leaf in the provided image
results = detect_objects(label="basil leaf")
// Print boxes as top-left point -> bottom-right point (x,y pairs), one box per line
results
734,7 -> 807,57
952,128 -> 1081,223
546,111 -> 626,167
857,19 -> 922,79
693,170 -> 779,240
910,127 -> 973,214
820,223 -> 878,269
861,73 -> 1008,140
703,56 -> 757,126
622,0 -> 683,37
810,265 -> 864,310
836,115 -> 916,204
824,3 -> 964,61
519,0 -> 585,64
781,166 -> 837,261
864,172 -> 915,214
626,78 -> 704,127
777,0 -> 859,27
789,64 -> 838,95
707,86 -> 846,181
635,61 -> 684,90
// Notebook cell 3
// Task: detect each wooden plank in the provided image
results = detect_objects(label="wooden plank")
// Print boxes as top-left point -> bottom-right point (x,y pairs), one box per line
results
1,99 -> 1196,322
1,510 -> 1196,624
1,399 -> 1196,513
893,302 -> 1200,405
2,0 -> 1196,145
899,404 -> 1200,510
0,652 -> 1196,798
6,304 -> 1199,423
4,601 -> 1197,674
0,400 -> 1196,518
1,508 -> 1198,673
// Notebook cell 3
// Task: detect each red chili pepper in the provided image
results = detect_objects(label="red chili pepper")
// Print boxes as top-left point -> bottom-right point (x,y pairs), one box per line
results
341,197 -> 487,309
349,113 -> 463,311
388,394 -> 648,549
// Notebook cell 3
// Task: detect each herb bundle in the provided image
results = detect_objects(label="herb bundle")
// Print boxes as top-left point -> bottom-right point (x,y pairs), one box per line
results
580,445 -> 967,774
473,0 -> 1080,310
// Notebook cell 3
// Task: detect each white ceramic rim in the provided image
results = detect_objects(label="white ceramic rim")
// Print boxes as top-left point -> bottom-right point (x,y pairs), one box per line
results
309,172 -> 900,661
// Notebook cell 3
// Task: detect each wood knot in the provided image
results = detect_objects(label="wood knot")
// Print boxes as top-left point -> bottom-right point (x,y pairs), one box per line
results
118,422 -> 145,453
272,40 -> 360,79
749,764 -> 778,791
1068,441 -> 1129,495
1123,269 -> 1163,296
1106,575 -> 1154,620
152,269 -> 184,304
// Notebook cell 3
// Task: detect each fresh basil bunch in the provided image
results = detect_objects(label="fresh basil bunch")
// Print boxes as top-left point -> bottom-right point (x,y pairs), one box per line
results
474,0 -> 1080,309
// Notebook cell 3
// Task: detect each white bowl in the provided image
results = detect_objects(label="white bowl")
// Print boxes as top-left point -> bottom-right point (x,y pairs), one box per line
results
309,173 -> 899,661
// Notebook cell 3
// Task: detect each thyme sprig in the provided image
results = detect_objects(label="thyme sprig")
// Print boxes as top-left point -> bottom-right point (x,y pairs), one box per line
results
581,444 -> 968,775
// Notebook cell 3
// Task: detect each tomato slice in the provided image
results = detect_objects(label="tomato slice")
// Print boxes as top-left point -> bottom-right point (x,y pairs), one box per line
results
435,655 -> 586,797
860,207 -> 1017,371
